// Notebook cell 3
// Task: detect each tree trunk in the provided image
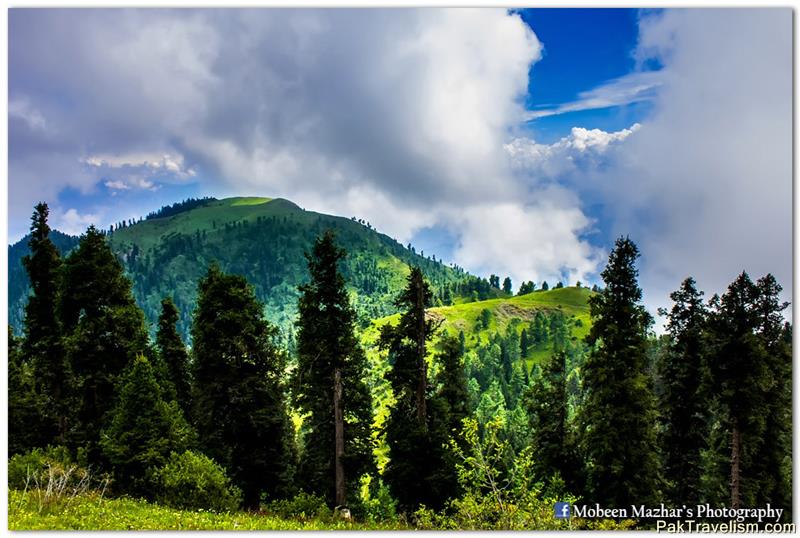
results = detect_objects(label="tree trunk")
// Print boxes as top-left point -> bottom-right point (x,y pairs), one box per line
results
416,284 -> 427,424
333,368 -> 346,507
730,418 -> 741,509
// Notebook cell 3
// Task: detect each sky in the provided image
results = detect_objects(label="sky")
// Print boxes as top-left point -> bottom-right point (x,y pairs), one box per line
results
8,8 -> 792,318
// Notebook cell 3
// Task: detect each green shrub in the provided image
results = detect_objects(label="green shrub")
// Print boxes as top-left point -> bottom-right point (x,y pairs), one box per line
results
266,492 -> 330,521
8,446 -> 74,490
152,451 -> 241,513
356,477 -> 398,523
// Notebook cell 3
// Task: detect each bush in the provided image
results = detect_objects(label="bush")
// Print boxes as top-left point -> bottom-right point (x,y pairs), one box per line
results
152,451 -> 241,513
8,446 -> 108,515
355,476 -> 398,523
9,446 -> 75,489
266,492 -> 330,521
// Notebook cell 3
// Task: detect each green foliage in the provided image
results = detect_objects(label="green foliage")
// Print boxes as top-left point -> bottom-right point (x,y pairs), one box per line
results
657,277 -> 709,505
152,450 -> 242,513
413,417 -> 591,530
292,231 -> 373,505
20,203 -> 70,447
8,446 -> 76,490
381,267 -> 452,512
266,492 -> 331,521
59,226 -> 150,461
8,490 -> 411,530
100,356 -> 195,496
524,351 -> 579,489
191,264 -> 296,508
8,327 -> 48,455
156,297 -> 191,414
580,236 -> 661,506
704,272 -> 792,513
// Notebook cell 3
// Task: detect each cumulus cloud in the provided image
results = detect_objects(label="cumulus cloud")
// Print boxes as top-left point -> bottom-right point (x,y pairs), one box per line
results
53,208 -> 101,236
505,124 -> 640,180
549,9 -> 791,314
10,8 -> 606,285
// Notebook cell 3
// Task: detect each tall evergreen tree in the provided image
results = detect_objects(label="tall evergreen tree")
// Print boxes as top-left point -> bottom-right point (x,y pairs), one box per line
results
524,351 -> 577,488
9,326 -> 45,454
751,275 -> 791,515
156,297 -> 191,415
292,231 -> 373,507
380,267 -> 444,511
101,355 -> 194,496
426,334 -> 471,504
59,225 -> 150,461
21,203 -> 69,444
658,277 -> 709,505
502,277 -> 513,294
191,264 -> 295,508
705,272 -> 770,509
705,273 -> 791,512
580,236 -> 661,506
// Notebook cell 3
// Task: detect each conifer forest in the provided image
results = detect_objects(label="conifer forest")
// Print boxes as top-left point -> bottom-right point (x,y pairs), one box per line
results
7,198 -> 793,530
7,6 -> 793,532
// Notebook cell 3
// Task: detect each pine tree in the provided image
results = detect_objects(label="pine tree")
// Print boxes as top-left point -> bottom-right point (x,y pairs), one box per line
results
658,277 -> 709,505
191,264 -> 295,508
502,277 -> 513,294
705,272 -> 770,509
59,225 -> 150,461
380,267 -> 444,511
427,334 -> 471,504
751,275 -> 791,515
580,237 -> 661,506
524,351 -> 575,486
156,297 -> 191,415
293,231 -> 373,507
9,326 -> 45,454
21,203 -> 69,444
101,355 -> 194,496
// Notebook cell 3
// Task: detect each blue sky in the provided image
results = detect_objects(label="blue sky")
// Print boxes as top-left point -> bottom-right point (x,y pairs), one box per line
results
8,8 -> 792,315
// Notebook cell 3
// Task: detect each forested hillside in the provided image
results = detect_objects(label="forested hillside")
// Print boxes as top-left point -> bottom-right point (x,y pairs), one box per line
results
8,197 -> 503,340
8,201 -> 792,530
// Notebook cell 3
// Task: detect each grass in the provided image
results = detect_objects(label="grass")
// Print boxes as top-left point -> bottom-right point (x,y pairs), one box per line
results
8,490 -> 409,531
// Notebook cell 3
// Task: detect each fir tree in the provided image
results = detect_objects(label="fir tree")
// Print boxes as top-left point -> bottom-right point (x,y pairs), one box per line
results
502,277 -> 513,294
191,264 -> 295,508
658,277 -> 708,505
705,272 -> 769,509
156,297 -> 191,415
427,334 -> 471,504
380,267 -> 444,511
580,236 -> 661,506
59,226 -> 150,461
524,351 -> 575,486
101,356 -> 194,496
9,326 -> 45,454
21,203 -> 69,444
751,275 -> 791,515
293,231 -> 373,507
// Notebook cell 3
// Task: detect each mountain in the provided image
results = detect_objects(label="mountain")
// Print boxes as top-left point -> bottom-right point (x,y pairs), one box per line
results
8,197 -> 502,340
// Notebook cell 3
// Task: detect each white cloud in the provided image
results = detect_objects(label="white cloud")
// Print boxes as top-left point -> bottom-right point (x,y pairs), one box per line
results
580,9 -> 791,314
54,208 -> 101,236
505,124 -> 640,180
10,9 -> 606,285
448,190 -> 604,287
524,71 -> 662,120
9,97 -> 47,131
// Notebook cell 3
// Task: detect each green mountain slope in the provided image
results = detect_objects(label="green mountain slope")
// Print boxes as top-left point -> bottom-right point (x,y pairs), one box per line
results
363,285 -> 593,363
360,286 -> 594,469
9,197 -> 500,340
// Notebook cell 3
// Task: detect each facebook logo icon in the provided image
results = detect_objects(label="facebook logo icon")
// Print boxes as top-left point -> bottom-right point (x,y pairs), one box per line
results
554,502 -> 571,519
